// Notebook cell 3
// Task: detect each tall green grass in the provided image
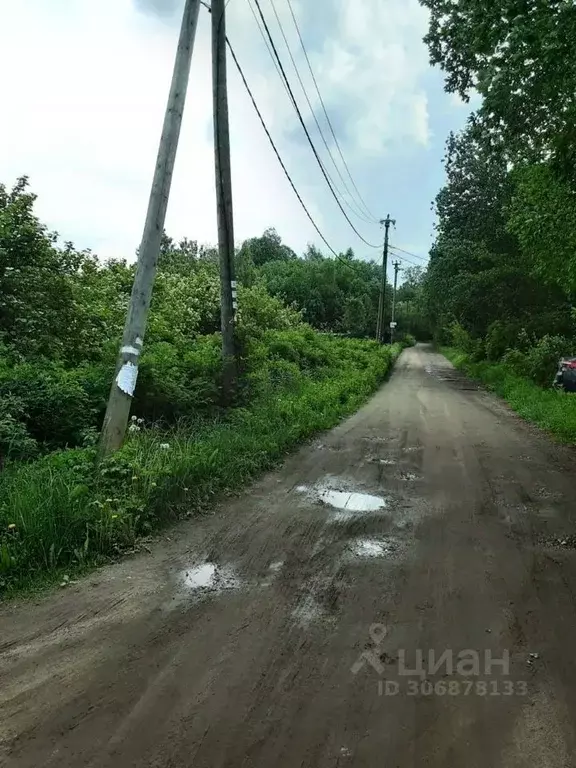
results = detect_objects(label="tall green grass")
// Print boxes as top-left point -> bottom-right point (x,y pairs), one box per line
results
443,346 -> 576,443
0,341 -> 403,595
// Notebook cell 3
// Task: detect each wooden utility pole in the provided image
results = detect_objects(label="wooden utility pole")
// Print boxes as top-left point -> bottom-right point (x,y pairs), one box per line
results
376,214 -> 395,343
212,0 -> 238,403
390,260 -> 400,344
98,0 -> 201,458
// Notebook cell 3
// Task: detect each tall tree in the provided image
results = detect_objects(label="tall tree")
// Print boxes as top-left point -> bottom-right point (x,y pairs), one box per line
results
420,0 -> 576,179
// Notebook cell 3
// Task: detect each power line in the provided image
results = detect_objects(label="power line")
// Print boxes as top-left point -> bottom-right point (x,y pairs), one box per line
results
226,40 -> 333,256
267,0 -> 374,225
226,39 -> 370,276
284,0 -> 378,224
251,0 -> 381,249
388,251 -> 420,268
246,0 -> 291,102
389,244 -> 428,262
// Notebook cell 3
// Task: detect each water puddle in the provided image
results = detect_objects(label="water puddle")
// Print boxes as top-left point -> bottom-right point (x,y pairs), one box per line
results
322,489 -> 387,512
180,562 -> 240,594
269,560 -> 284,573
296,482 -> 388,524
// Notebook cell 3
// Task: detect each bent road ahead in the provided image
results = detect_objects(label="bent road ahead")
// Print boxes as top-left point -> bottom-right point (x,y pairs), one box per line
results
3,345 -> 576,766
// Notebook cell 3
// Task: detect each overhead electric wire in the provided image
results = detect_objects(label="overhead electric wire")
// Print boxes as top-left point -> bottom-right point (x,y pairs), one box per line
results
227,37 -> 365,275
285,0 -> 378,224
389,244 -> 428,262
246,0 -> 292,102
251,0 -> 381,250
266,0 -> 374,225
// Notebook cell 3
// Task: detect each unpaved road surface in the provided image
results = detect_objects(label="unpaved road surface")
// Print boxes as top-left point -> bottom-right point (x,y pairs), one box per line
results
3,345 -> 576,767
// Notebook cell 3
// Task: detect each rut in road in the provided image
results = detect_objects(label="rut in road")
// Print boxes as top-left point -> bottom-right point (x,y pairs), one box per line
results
2,344 -> 576,767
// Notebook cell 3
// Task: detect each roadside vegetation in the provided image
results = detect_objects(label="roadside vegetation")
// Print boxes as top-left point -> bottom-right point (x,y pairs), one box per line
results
413,1 -> 576,442
0,178 -> 413,594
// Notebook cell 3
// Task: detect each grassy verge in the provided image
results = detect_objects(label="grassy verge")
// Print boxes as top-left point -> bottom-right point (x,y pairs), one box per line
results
442,346 -> 576,443
0,340 -> 404,595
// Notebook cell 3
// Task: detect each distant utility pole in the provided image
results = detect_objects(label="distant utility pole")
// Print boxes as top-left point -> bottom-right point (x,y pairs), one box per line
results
98,0 -> 201,458
212,0 -> 238,403
390,260 -> 400,344
376,214 -> 395,343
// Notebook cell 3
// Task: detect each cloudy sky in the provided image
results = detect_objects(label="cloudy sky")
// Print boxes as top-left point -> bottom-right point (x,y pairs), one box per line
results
0,0 -> 473,266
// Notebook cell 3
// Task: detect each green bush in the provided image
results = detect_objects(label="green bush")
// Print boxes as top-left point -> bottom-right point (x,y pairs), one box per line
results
401,333 -> 417,347
485,320 -> 521,361
501,348 -> 529,377
449,321 -> 484,361
0,395 -> 38,462
525,335 -> 571,387
0,361 -> 96,448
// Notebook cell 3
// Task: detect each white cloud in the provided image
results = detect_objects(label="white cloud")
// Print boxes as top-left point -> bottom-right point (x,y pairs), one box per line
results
316,0 -> 431,152
0,0 -> 434,262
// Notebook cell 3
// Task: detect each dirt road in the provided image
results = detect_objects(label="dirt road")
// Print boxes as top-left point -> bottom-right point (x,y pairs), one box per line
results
2,345 -> 576,766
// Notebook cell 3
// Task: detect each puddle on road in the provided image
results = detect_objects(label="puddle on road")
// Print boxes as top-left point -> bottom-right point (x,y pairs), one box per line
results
297,485 -> 387,512
322,489 -> 386,512
296,482 -> 388,524
180,562 -> 240,594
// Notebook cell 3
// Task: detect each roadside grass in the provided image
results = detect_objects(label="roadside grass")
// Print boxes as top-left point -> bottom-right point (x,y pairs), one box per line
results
0,341 -> 404,596
442,347 -> 576,443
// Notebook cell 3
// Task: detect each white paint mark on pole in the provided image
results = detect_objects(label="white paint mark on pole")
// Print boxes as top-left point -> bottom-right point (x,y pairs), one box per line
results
116,362 -> 139,397
121,345 -> 141,356
231,280 -> 237,288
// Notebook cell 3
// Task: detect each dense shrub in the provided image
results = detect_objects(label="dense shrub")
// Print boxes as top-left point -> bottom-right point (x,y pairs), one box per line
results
485,320 -> 521,362
449,321 -> 484,361
525,335 -> 572,387
0,395 -> 38,463
500,348 -> 529,377
0,360 -> 96,447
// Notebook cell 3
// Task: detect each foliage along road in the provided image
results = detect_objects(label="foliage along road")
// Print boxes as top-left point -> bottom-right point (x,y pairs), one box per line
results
2,344 -> 576,766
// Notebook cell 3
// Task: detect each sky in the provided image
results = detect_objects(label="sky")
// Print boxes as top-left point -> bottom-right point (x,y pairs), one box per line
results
0,0 -> 474,267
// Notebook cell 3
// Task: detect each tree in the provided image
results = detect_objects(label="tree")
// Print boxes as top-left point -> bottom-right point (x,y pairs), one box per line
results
420,0 -> 576,179
238,227 -> 296,267
0,177 -> 91,361
435,118 -> 517,254
507,163 -> 576,296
